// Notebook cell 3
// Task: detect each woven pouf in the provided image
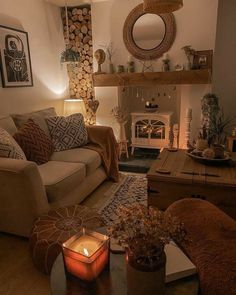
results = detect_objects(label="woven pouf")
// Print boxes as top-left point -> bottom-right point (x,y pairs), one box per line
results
29,205 -> 104,274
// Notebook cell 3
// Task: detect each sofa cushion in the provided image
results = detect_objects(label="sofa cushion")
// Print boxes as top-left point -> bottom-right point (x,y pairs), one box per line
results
13,119 -> 54,165
0,127 -> 26,160
11,107 -> 57,136
0,116 -> 18,135
46,113 -> 88,152
38,161 -> 86,203
50,148 -> 102,175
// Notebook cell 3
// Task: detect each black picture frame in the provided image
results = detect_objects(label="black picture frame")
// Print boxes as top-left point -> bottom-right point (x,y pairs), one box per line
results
0,25 -> 33,88
193,50 -> 213,70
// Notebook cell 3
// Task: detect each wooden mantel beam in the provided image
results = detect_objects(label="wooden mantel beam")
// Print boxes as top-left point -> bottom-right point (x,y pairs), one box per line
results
93,69 -> 211,87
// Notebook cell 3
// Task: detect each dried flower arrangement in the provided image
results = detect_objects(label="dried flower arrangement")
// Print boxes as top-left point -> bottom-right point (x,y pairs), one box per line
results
100,42 -> 116,63
182,45 -> 195,68
109,205 -> 186,270
111,106 -> 127,124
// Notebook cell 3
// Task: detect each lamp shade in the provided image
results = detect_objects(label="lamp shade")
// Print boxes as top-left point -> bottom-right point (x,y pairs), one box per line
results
143,0 -> 183,13
64,99 -> 86,117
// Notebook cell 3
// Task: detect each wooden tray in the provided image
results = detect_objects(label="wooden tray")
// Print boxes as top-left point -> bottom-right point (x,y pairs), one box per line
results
187,151 -> 231,165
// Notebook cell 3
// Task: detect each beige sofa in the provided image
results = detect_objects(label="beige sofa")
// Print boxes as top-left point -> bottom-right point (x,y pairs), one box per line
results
0,110 -> 107,237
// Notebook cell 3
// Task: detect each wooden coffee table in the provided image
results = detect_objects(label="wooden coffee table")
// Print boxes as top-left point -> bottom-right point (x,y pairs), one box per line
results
147,149 -> 236,218
50,249 -> 199,295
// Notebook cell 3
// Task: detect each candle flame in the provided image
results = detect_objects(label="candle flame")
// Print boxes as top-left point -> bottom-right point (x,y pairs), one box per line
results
83,248 -> 89,257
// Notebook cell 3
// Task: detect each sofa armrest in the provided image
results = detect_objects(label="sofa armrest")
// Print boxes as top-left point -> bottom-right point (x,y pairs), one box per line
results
0,158 -> 49,237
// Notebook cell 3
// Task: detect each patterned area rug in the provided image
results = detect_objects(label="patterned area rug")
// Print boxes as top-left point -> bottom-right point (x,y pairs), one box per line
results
98,174 -> 147,225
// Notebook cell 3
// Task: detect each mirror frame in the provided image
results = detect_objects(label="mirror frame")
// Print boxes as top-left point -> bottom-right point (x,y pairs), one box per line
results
123,4 -> 176,60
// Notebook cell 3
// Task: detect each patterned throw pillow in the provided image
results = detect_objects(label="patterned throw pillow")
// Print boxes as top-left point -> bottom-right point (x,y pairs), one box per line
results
0,127 -> 26,160
46,113 -> 88,152
13,119 -> 54,165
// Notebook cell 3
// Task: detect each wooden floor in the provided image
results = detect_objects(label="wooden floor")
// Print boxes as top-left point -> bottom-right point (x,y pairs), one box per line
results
0,180 -> 114,295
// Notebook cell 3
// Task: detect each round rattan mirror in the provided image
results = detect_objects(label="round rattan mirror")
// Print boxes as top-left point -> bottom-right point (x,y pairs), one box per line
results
123,4 -> 176,60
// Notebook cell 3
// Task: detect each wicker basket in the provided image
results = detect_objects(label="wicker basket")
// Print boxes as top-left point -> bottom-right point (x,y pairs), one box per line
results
143,0 -> 183,13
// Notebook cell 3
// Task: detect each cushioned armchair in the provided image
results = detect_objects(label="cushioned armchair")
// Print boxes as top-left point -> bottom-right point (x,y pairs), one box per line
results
0,109 -> 118,237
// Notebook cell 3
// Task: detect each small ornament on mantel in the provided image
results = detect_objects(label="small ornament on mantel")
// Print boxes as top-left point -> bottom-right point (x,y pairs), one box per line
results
138,59 -> 154,72
101,42 -> 116,74
182,45 -> 195,70
127,55 -> 135,73
162,53 -> 170,72
94,49 -> 106,74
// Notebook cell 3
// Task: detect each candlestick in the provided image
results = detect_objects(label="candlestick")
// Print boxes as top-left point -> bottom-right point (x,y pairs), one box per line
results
128,55 -> 132,62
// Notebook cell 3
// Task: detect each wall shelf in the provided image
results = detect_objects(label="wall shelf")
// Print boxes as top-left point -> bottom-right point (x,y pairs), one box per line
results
93,69 -> 211,87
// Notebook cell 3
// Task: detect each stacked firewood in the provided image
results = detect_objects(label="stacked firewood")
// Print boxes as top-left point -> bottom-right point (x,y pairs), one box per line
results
61,5 -> 95,124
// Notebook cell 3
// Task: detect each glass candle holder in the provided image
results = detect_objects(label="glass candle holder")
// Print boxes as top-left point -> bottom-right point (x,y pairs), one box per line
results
62,228 -> 110,281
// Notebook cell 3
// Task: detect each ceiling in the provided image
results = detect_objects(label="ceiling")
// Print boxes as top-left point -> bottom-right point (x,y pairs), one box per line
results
46,0 -> 107,7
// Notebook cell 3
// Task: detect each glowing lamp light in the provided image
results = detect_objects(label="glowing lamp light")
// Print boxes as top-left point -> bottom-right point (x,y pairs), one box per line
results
63,98 -> 86,117
62,228 -> 110,281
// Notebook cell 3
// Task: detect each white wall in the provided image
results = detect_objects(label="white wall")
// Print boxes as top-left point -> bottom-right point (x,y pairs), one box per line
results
92,0 -> 218,147
213,0 -> 236,121
0,0 -> 68,116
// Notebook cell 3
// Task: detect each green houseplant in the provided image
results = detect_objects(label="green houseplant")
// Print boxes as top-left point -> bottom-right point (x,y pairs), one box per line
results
199,93 -> 234,158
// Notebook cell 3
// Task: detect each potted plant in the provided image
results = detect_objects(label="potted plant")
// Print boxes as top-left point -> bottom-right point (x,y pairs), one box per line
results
109,205 -> 186,295
199,93 -> 234,158
208,109 -> 233,158
196,124 -> 209,151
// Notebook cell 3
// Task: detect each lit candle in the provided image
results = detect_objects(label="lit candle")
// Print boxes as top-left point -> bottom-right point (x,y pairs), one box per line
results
69,235 -> 102,256
63,229 -> 109,281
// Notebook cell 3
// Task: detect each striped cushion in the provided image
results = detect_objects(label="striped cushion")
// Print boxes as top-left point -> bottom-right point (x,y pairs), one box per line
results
46,113 -> 88,152
0,127 -> 26,160
13,119 -> 54,165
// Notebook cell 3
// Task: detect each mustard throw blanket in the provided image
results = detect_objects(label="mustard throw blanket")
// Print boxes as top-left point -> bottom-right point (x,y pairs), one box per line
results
85,125 -> 119,182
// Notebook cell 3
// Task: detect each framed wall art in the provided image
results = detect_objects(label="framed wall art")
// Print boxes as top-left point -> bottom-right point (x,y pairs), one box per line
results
0,25 -> 33,88
193,50 -> 213,70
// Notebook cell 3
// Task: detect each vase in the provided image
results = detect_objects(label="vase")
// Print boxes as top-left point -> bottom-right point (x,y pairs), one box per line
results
196,139 -> 208,151
109,63 -> 115,74
126,250 -> 166,295
212,144 -> 225,159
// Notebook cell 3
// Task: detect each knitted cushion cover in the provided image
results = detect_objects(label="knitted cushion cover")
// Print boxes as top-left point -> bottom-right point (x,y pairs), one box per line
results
0,127 -> 26,160
46,113 -> 88,152
13,119 -> 54,165
29,205 -> 104,274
